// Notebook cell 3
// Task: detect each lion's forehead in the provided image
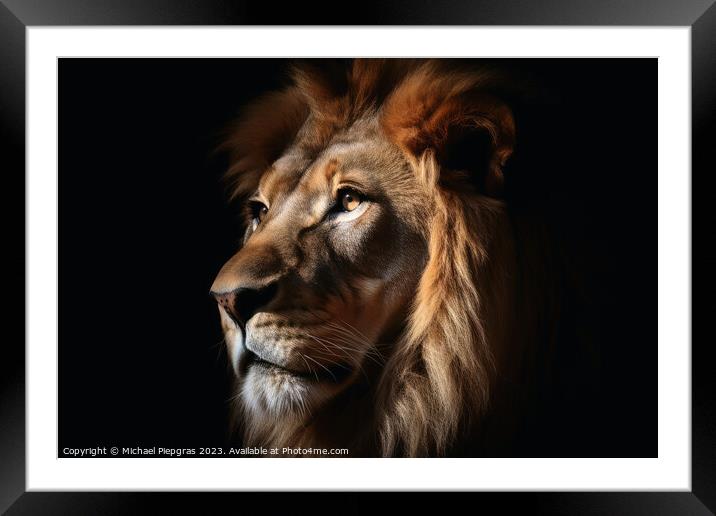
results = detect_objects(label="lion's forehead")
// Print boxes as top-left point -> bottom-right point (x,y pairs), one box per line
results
261,138 -> 386,202
283,131 -> 406,184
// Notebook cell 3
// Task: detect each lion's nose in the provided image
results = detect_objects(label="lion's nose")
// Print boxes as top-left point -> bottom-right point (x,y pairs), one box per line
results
211,283 -> 279,326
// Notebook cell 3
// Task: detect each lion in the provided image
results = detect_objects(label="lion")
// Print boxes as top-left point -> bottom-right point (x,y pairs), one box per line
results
211,59 -> 555,457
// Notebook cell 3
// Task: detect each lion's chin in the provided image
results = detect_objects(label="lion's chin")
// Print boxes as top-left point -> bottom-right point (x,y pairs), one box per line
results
238,350 -> 352,420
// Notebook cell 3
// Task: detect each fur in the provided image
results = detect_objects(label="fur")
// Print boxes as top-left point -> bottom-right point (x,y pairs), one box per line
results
214,59 -> 540,456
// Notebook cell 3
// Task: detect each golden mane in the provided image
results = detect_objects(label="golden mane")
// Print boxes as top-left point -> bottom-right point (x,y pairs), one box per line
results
375,153 -> 513,456
222,59 -> 525,456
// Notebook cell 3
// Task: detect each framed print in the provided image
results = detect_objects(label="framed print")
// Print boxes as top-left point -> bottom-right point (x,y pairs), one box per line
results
2,0 -> 713,513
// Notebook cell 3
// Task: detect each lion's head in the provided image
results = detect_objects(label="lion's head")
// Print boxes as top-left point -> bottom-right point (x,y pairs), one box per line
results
211,59 -> 522,456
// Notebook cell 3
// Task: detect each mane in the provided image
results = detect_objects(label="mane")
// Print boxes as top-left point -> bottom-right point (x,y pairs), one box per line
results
375,152 -> 515,456
223,59 -> 519,456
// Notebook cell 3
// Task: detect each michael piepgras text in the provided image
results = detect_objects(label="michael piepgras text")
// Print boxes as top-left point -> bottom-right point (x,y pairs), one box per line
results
62,446 -> 349,457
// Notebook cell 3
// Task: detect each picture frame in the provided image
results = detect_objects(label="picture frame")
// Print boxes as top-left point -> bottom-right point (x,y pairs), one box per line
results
2,0 -> 712,513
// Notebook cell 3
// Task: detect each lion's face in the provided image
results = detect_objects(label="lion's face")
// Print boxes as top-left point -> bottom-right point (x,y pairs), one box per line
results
213,60 -> 517,454
211,117 -> 427,419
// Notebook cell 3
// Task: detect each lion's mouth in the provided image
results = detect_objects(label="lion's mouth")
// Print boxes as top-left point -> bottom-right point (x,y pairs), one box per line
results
245,349 -> 299,374
244,348 -> 352,383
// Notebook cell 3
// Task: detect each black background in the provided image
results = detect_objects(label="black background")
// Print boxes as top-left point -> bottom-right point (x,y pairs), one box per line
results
58,58 -> 656,457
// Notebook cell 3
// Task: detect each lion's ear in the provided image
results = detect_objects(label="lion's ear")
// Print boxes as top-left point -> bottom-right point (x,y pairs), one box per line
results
382,71 -> 515,197
433,94 -> 515,196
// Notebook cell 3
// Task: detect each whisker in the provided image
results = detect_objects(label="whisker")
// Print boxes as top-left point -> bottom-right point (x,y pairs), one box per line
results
311,323 -> 387,367
303,331 -> 376,382
299,352 -> 321,382
303,354 -> 338,382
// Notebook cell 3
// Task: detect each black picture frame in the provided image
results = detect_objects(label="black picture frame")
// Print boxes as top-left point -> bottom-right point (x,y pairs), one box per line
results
2,1 -> 713,513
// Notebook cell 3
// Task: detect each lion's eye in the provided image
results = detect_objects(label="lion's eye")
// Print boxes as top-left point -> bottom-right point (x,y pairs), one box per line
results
249,201 -> 268,228
338,189 -> 363,212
